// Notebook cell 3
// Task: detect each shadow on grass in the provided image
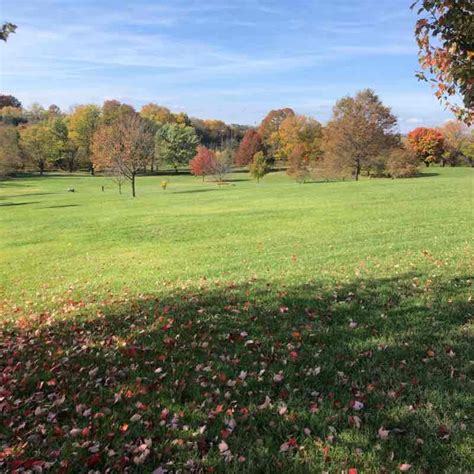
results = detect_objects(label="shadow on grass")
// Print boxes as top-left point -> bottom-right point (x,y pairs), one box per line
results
172,188 -> 222,194
0,273 -> 471,472
0,201 -> 39,207
41,204 -> 80,209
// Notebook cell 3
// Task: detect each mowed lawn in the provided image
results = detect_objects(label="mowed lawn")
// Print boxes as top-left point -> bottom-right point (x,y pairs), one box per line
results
0,168 -> 472,472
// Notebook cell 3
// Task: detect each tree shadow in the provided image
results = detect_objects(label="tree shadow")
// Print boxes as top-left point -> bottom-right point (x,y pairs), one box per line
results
172,188 -> 223,194
0,201 -> 39,207
0,273 -> 471,472
414,172 -> 440,178
41,204 -> 80,209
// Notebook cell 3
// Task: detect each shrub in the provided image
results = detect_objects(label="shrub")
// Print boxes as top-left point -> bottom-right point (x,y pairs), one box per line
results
386,148 -> 420,178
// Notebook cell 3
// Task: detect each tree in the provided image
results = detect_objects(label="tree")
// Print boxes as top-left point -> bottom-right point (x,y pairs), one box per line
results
91,115 -> 154,197
140,103 -> 175,125
155,123 -> 198,173
385,148 -> 420,178
322,89 -> 399,180
190,146 -> 216,181
0,22 -> 17,41
0,106 -> 27,126
249,151 -> 270,183
407,127 -> 445,166
68,104 -> 101,174
19,123 -> 56,175
235,129 -> 263,166
0,95 -> 21,109
47,104 -> 62,119
287,144 -> 310,183
49,117 -> 77,172
0,125 -> 21,176
412,0 -> 474,124
212,148 -> 233,183
277,114 -> 323,162
101,100 -> 135,126
25,103 -> 47,123
439,120 -> 470,166
258,108 -> 295,160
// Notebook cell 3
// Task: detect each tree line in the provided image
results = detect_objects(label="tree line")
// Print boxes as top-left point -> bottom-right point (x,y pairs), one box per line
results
0,90 -> 472,196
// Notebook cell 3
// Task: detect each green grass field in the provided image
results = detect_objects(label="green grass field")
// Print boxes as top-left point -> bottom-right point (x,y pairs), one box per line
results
1,168 -> 473,472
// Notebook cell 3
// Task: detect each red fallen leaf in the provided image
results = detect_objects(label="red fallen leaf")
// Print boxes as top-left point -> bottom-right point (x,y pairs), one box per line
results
322,445 -> 330,462
349,469 -> 358,474
47,378 -> 57,386
86,453 -> 101,467
11,459 -> 45,469
399,464 -> 412,471
82,426 -> 90,437
286,437 -> 297,447
220,428 -> 231,439
279,306 -> 289,314
289,351 -> 299,361
291,331 -> 301,340
122,347 -> 138,358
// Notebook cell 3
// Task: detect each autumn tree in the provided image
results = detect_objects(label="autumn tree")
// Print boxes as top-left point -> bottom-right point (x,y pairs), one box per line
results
190,146 -> 216,181
235,129 -> 263,166
322,89 -> 399,180
287,144 -> 311,183
155,123 -> 198,173
101,100 -> 135,126
0,106 -> 27,126
277,115 -> 323,162
19,123 -> 56,174
91,114 -> 154,197
0,125 -> 21,176
140,103 -> 176,125
212,148 -> 233,183
0,95 -> 21,109
412,0 -> 474,123
439,120 -> 470,166
407,127 -> 445,166
249,151 -> 270,183
68,104 -> 101,174
258,108 -> 295,160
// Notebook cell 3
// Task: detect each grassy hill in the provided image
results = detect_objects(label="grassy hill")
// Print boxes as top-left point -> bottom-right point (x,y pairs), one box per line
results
0,168 -> 472,472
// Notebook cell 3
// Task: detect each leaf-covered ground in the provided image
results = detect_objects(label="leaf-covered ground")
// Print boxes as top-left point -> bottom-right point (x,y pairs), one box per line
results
0,168 -> 472,472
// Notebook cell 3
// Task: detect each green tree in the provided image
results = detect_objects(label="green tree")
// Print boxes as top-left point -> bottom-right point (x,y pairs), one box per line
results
0,125 -> 21,176
249,151 -> 270,183
49,117 -> 78,172
155,123 -> 199,173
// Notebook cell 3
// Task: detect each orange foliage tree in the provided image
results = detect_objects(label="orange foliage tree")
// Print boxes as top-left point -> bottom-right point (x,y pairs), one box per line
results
91,114 -> 154,197
407,127 -> 445,166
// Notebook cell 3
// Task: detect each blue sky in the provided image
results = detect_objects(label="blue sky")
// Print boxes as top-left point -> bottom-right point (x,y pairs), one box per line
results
1,0 -> 453,131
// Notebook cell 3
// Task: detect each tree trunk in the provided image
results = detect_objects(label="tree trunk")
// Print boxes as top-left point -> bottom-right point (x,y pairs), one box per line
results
39,161 -> 44,175
424,161 -> 430,167
118,183 -> 122,194
90,164 -> 95,175
354,159 -> 360,181
131,175 -> 136,197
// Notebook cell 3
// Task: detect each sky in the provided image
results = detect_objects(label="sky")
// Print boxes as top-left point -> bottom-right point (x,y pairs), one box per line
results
0,0 -> 454,131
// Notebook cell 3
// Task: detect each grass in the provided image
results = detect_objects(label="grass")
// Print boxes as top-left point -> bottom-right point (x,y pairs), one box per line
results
0,168 -> 472,472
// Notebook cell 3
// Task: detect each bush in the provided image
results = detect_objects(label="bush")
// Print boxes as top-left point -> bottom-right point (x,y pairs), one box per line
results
386,148 -> 419,178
